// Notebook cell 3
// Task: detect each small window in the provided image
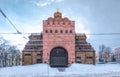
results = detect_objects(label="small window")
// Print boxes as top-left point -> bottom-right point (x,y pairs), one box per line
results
37,54 -> 41,56
25,54 -> 31,56
45,30 -> 48,33
60,30 -> 63,33
70,30 -> 72,33
76,57 -> 81,59
47,22 -> 49,24
37,59 -> 42,63
50,30 -> 52,33
65,30 -> 68,33
87,56 -> 93,59
76,57 -> 81,61
76,57 -> 81,60
55,30 -> 58,33
76,57 -> 81,63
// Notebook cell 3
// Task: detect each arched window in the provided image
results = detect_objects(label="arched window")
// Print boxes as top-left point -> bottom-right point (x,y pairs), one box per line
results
60,30 -> 63,33
70,30 -> 72,33
55,30 -> 58,33
65,30 -> 68,33
45,30 -> 48,33
50,30 -> 52,33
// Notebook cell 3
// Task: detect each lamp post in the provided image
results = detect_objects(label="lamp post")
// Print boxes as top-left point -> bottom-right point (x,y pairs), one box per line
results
47,53 -> 49,76
47,62 -> 49,76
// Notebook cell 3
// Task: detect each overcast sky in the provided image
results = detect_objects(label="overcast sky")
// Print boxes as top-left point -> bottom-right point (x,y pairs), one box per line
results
0,0 -> 120,52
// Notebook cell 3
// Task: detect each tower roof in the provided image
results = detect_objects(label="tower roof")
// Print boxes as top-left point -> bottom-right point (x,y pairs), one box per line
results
54,11 -> 62,18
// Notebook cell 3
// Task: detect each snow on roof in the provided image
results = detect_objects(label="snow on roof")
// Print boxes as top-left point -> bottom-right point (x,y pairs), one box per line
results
76,33 -> 85,36
31,33 -> 41,36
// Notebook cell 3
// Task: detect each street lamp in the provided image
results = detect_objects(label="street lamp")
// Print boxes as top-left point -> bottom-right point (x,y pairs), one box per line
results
47,53 -> 49,76
47,63 -> 49,76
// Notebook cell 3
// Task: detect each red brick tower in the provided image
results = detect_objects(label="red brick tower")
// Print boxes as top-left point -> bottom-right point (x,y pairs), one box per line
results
43,11 -> 75,66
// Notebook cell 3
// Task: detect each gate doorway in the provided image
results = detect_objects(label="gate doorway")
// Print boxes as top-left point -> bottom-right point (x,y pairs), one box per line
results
50,47 -> 68,67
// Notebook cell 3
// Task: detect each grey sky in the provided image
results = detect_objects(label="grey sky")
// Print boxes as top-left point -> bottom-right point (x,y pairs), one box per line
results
0,0 -> 120,51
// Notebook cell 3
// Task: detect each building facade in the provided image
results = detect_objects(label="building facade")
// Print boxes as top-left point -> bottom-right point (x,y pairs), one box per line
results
114,48 -> 120,63
99,51 -> 111,63
5,52 -> 21,67
22,11 -> 95,67
0,50 -> 6,67
0,50 -> 21,67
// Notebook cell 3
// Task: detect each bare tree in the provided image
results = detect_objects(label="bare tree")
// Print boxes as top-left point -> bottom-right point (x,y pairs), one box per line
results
99,45 -> 106,62
99,45 -> 105,53
0,36 -> 20,67
105,47 -> 111,54
99,45 -> 112,63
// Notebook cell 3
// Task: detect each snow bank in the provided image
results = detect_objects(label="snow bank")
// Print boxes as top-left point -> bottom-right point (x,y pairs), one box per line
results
0,64 -> 59,77
0,63 -> 120,77
66,63 -> 120,75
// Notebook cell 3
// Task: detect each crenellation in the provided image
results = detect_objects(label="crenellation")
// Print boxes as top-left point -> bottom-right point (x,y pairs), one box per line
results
70,21 -> 75,26
64,21 -> 69,25
63,17 -> 69,22
49,21 -> 53,25
48,17 -> 53,21
43,20 -> 48,26
44,19 -> 75,27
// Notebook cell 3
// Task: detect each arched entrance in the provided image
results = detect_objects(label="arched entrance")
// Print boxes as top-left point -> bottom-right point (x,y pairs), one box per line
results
50,47 -> 68,67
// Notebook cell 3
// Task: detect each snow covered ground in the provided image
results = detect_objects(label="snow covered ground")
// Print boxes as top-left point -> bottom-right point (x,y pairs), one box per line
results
0,63 -> 120,77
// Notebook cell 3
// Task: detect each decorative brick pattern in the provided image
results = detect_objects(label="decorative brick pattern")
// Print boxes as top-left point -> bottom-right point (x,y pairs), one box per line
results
43,11 -> 75,65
